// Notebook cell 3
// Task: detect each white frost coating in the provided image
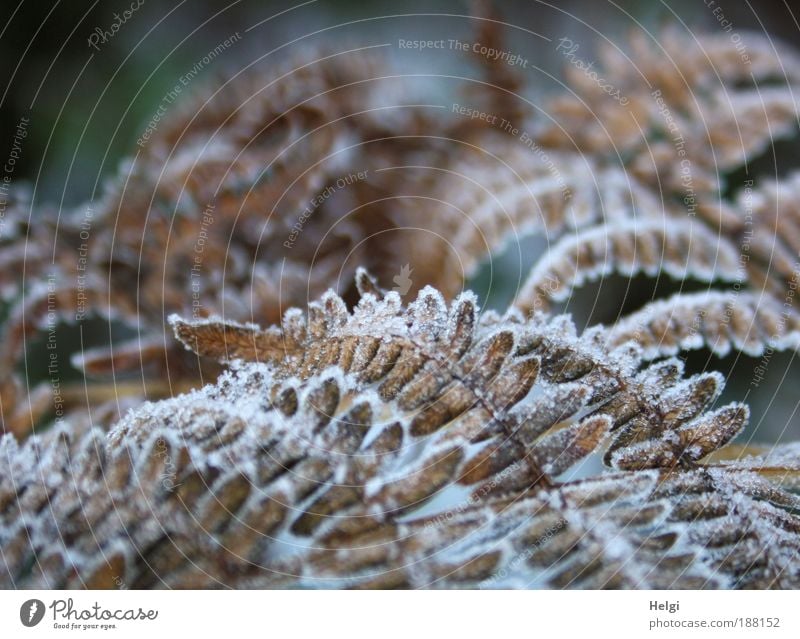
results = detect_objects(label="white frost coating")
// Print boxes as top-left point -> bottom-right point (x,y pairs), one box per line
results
6,280 -> 794,589
516,219 -> 742,309
395,482 -> 476,524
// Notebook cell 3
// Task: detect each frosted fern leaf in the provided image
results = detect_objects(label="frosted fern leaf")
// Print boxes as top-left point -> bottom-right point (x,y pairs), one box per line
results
3,283 -> 798,589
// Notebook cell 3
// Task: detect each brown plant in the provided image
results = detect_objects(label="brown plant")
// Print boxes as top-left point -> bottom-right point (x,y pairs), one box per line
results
1,10 -> 800,589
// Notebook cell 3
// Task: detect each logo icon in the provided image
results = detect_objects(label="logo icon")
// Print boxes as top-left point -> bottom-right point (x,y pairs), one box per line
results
20,599 -> 45,627
392,263 -> 413,296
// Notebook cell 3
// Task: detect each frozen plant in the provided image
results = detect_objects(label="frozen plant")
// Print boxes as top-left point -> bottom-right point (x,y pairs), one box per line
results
1,5 -> 800,589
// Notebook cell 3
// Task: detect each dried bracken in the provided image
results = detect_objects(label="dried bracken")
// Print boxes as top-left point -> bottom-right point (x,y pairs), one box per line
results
3,284 -> 799,589
5,22 -> 800,432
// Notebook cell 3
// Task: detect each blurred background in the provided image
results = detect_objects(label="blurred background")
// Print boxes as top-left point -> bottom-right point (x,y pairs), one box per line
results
1,0 -> 799,444
4,0 -> 799,202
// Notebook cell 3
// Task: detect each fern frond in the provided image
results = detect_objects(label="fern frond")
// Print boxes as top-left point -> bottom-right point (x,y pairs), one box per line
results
2,8 -> 800,592
513,221 -> 743,314
2,284 -> 797,589
605,290 -> 800,359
